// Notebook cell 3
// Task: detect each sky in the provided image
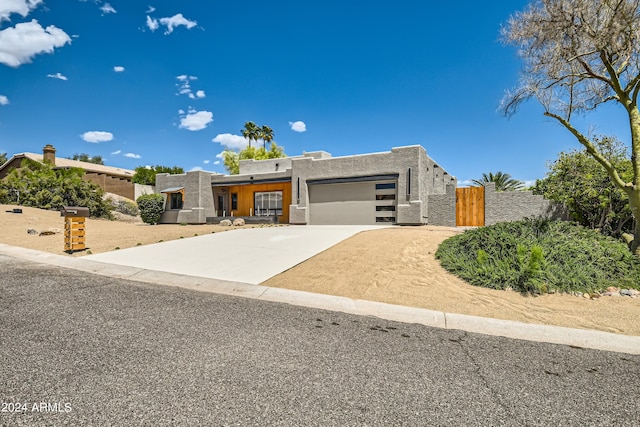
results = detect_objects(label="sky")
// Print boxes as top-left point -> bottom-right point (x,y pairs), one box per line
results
0,1 -> 633,186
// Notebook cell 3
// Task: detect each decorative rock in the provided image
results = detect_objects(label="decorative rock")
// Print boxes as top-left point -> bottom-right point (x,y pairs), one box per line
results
219,219 -> 232,226
603,292 -> 620,297
620,289 -> 633,297
233,218 -> 245,226
606,286 -> 619,293
27,229 -> 38,235
629,289 -> 640,296
582,293 -> 590,299
590,293 -> 600,299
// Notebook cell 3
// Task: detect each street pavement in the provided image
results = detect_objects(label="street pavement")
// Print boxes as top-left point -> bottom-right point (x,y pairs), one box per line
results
1,254 -> 639,426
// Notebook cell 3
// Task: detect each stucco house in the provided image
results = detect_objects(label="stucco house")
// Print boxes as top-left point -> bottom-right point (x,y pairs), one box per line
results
0,145 -> 136,200
156,145 -> 457,225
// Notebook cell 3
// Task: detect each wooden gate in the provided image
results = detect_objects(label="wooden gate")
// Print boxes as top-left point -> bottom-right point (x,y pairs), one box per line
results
456,186 -> 485,226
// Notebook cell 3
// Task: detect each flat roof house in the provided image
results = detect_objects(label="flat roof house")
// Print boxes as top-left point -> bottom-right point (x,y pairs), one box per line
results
156,145 -> 457,226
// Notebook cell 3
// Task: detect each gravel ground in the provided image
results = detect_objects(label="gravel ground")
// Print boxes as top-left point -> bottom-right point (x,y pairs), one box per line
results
1,255 -> 639,426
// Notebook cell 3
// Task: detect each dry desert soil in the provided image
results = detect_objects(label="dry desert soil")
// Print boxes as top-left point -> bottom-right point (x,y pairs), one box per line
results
2,204 -> 639,336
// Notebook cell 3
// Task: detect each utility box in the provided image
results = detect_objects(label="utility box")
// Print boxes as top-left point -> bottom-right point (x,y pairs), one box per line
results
61,206 -> 89,252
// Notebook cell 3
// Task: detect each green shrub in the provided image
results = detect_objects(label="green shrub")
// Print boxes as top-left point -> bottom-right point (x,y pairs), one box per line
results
0,159 -> 112,218
114,199 -> 139,216
136,193 -> 164,225
435,219 -> 640,294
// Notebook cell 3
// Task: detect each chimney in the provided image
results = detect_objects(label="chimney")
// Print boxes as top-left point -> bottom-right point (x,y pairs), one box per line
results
43,144 -> 56,165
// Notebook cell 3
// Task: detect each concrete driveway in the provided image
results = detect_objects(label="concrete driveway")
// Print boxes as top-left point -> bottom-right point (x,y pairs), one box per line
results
86,225 -> 386,284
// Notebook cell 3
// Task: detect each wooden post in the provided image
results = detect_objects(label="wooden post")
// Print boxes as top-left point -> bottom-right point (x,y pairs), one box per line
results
64,216 -> 86,252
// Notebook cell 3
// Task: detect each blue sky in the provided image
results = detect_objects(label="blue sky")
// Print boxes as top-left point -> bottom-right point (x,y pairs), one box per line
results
0,1 -> 632,185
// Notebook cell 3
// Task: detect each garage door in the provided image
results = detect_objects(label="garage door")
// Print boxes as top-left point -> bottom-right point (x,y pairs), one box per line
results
308,180 -> 397,225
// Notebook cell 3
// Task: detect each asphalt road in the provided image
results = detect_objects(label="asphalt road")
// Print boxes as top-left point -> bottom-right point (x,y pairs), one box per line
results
1,254 -> 639,426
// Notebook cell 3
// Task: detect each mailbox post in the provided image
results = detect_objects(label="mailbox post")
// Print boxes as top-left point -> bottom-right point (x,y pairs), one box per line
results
61,206 -> 89,252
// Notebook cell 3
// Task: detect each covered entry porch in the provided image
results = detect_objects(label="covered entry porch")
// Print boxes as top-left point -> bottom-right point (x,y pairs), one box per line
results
211,178 -> 292,224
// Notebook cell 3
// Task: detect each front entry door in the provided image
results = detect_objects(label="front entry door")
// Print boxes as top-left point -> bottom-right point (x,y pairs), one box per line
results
217,194 -> 226,216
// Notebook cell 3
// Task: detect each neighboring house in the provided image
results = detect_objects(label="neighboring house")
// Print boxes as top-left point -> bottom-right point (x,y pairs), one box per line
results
156,145 -> 457,225
0,145 -> 136,200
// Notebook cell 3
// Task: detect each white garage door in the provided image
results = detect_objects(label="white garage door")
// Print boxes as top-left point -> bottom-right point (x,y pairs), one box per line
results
308,180 -> 397,225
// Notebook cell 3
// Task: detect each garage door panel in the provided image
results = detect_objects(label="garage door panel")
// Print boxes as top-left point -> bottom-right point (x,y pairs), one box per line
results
309,201 -> 375,225
308,180 -> 396,225
309,182 -> 374,203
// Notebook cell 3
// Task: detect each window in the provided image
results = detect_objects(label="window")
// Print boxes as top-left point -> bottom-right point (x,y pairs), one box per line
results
170,192 -> 183,210
376,206 -> 396,211
376,216 -> 396,223
375,182 -> 396,190
254,191 -> 283,216
375,194 -> 395,200
231,193 -> 238,210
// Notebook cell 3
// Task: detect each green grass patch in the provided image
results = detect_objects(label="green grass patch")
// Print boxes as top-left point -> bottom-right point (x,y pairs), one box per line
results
435,219 -> 640,294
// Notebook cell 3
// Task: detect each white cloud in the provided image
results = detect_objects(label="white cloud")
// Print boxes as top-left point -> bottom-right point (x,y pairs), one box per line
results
215,152 -> 224,158
213,160 -> 220,165
113,65 -> 124,72
0,20 -> 71,68
47,72 -> 67,80
146,15 -> 159,31
212,134 -> 249,151
189,166 -> 203,172
146,5 -> 156,13
176,75 -> 204,99
100,3 -> 116,14
203,160 -> 210,164
159,13 -> 197,35
0,0 -> 43,22
124,153 -> 141,159
179,110 -> 213,131
0,95 -> 8,105
81,131 -> 113,143
111,149 -> 121,155
289,121 -> 306,132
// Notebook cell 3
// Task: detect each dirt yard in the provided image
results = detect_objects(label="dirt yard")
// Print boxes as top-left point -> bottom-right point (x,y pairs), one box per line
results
2,205 -> 639,336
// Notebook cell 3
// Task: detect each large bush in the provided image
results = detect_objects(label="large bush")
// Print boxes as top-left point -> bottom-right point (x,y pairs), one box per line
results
0,159 -> 112,218
136,193 -> 164,225
435,219 -> 640,294
532,137 -> 633,239
113,199 -> 139,216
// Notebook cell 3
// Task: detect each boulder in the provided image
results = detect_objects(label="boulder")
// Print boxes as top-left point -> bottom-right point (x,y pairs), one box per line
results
219,219 -> 232,226
233,218 -> 246,226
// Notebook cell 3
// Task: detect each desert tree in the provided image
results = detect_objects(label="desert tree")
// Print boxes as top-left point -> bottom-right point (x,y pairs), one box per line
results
501,0 -> 640,255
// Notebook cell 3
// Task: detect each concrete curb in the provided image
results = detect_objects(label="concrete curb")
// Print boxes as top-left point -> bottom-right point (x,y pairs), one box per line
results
1,243 -> 639,355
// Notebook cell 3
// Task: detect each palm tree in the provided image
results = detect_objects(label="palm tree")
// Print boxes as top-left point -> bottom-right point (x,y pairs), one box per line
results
241,121 -> 259,148
258,125 -> 274,150
472,172 -> 524,192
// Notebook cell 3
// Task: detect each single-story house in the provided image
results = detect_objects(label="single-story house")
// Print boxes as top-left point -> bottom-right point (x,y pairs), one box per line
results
156,145 -> 457,225
0,145 -> 136,200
